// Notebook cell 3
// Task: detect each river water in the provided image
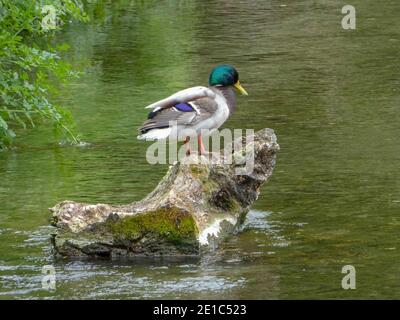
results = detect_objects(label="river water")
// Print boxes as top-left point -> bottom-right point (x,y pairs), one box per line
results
1,0 -> 399,299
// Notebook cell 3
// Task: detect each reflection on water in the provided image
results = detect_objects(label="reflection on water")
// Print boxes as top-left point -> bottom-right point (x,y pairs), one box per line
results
1,0 -> 400,299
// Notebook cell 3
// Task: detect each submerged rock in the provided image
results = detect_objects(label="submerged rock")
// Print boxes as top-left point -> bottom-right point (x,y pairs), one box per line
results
50,128 -> 279,258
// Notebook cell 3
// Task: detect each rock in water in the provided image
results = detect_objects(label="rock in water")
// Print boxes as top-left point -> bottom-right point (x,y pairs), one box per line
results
50,128 -> 279,258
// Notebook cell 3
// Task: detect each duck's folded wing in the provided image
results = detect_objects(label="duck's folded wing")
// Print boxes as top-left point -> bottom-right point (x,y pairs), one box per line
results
139,96 -> 218,135
139,109 -> 198,134
144,86 -> 216,110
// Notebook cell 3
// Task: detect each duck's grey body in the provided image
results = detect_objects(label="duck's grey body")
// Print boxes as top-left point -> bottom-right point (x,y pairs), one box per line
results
138,86 -> 237,141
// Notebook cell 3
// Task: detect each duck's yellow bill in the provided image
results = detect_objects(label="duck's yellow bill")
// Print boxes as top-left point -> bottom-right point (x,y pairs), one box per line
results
234,81 -> 248,96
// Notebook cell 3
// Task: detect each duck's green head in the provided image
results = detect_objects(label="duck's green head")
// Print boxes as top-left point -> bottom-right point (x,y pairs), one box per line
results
209,64 -> 248,95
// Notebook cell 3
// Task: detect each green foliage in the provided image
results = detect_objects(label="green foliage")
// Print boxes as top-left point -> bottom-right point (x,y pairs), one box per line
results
0,0 -> 89,149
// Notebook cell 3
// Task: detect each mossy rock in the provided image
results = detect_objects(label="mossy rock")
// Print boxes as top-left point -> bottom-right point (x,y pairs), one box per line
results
109,208 -> 198,245
53,208 -> 200,257
50,129 -> 279,258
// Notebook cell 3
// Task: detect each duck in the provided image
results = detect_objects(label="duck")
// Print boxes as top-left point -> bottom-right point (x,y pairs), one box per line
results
137,64 -> 248,155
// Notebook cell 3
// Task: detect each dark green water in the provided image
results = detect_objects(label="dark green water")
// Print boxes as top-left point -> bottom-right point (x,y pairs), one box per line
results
1,0 -> 400,299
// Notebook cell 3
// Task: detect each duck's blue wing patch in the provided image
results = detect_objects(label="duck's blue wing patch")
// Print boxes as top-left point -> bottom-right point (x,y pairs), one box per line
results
174,103 -> 194,112
148,102 -> 194,119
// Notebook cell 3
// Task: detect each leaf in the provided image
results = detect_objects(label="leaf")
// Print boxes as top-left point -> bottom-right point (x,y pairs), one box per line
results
0,115 -> 8,129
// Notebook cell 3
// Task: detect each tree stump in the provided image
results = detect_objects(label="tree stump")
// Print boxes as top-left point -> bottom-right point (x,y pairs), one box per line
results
50,128 -> 279,258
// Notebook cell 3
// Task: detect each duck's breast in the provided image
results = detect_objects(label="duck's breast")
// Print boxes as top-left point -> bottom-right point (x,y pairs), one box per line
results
189,92 -> 230,133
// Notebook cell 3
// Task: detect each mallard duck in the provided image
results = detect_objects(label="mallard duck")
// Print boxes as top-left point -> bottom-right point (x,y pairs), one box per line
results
137,64 -> 248,155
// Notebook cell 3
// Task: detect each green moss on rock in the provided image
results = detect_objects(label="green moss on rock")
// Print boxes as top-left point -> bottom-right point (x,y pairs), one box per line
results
110,208 -> 197,244
189,164 -> 209,177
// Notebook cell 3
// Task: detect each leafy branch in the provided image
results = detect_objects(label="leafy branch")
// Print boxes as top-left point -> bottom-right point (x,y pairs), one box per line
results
0,0 -> 89,149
